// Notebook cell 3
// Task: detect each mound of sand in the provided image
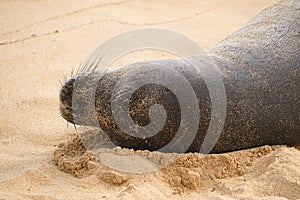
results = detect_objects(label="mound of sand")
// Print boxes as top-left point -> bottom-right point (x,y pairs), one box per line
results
53,135 -> 300,199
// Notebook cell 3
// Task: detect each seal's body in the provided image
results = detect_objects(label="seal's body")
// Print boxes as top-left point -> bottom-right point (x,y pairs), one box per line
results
60,0 -> 300,153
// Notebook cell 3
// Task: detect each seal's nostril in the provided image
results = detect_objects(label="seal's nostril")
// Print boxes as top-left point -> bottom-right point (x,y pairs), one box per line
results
60,78 -> 75,103
62,78 -> 76,104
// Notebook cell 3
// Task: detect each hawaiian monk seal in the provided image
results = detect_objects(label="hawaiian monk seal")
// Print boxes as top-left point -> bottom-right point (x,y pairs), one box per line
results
59,0 -> 300,153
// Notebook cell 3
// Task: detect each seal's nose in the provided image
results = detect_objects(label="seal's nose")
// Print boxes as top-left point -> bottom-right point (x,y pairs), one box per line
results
59,78 -> 75,123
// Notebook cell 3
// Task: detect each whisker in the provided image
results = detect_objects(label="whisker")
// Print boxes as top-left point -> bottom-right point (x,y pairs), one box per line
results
87,57 -> 98,72
76,61 -> 83,74
92,56 -> 103,72
81,61 -> 89,73
70,68 -> 74,77
63,74 -> 68,83
74,124 -> 78,133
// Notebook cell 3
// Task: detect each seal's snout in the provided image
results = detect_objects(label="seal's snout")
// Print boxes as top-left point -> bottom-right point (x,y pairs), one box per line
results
59,77 -> 75,124
59,75 -> 99,126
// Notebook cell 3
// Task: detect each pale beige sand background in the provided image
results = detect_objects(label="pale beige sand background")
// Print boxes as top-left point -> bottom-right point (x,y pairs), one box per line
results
0,0 -> 299,199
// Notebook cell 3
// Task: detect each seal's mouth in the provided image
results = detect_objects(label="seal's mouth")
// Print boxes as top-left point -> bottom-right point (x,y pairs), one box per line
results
59,101 -> 74,123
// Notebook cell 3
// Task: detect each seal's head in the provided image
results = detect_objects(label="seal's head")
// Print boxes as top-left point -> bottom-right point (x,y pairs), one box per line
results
59,72 -> 109,127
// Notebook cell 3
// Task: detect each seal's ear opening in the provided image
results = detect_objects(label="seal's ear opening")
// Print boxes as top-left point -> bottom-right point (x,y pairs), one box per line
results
59,78 -> 75,124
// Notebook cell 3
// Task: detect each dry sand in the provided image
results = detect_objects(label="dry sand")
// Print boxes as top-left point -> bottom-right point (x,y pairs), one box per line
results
0,0 -> 299,199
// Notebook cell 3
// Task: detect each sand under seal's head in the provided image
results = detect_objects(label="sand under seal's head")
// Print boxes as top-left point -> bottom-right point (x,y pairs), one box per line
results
53,134 -> 300,195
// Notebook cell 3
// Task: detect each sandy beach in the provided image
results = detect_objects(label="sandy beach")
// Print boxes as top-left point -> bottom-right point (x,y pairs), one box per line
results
0,0 -> 299,199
